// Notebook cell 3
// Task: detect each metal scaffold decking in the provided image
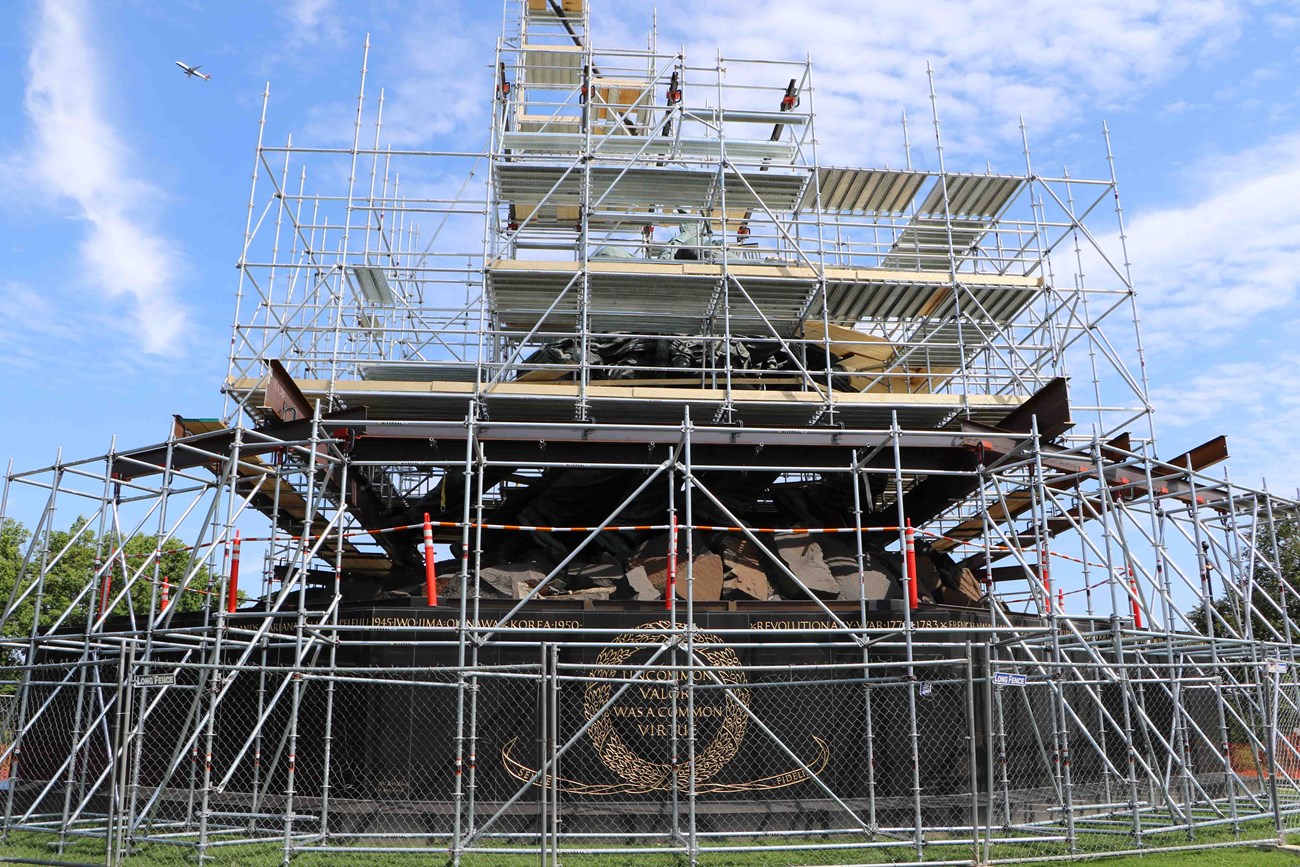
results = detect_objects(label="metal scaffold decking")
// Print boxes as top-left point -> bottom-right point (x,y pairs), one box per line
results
4,2 -> 1300,865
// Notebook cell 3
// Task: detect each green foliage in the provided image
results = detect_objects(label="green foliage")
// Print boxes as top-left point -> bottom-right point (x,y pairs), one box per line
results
1191,520 -> 1300,643
0,515 -> 214,642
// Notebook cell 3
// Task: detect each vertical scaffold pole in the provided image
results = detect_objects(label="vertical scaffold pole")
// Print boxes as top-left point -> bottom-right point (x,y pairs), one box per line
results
224,82 -> 269,422
1188,465 -> 1239,831
1029,420 -> 1075,851
683,408 -> 699,867
966,642 -> 980,864
451,401 -> 478,865
538,641 -> 548,862
318,452 -> 350,841
1265,660 -> 1285,842
125,433 -> 179,845
467,436 -> 488,837
889,413 -> 923,858
549,642 -> 561,866
850,451 -> 878,832
926,64 -> 972,417
1103,120 -> 1157,450
668,446 -> 681,847
575,35 -> 593,423
1094,437 -> 1142,848
1019,118 -> 1062,384
251,442 -> 289,829
281,410 -> 323,865
59,451 -> 117,853
199,427 -> 245,864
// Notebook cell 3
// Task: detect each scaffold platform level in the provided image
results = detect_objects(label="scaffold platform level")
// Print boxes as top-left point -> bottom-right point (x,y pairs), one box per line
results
487,259 -> 1045,335
495,163 -> 807,213
224,373 -> 1026,427
499,130 -> 800,163
797,168 -> 1022,220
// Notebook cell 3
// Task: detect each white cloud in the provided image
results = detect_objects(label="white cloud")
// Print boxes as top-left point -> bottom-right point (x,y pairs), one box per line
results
0,282 -> 85,370
1151,355 -> 1300,493
298,7 -> 495,150
1058,126 -> 1300,492
1122,132 -> 1300,352
281,0 -> 345,49
626,0 -> 1244,166
22,0 -> 187,354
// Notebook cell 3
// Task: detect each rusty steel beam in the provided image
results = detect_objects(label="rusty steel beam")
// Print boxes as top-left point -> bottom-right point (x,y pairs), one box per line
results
890,377 -> 1073,527
263,358 -> 314,424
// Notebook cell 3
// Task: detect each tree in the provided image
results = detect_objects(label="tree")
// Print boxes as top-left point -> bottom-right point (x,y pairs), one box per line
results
1190,519 -> 1300,642
0,516 -> 214,643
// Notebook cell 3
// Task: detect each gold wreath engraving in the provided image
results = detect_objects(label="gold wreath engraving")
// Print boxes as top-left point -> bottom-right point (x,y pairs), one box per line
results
502,734 -> 829,795
582,621 -> 750,791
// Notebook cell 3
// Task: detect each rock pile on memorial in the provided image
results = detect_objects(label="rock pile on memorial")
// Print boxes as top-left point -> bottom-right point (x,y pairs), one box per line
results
375,464 -> 986,608
388,531 -> 982,608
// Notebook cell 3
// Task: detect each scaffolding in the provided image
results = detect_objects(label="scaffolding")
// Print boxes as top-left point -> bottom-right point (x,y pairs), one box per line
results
4,2 -> 1300,864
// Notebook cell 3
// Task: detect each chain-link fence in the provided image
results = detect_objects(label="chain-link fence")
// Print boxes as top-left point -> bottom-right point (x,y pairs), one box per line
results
4,625 -> 1300,866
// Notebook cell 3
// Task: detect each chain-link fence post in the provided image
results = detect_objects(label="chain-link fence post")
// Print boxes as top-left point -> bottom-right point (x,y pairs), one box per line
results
1266,659 -> 1284,841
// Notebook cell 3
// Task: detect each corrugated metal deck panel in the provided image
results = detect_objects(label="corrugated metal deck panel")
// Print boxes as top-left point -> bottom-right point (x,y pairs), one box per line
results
496,163 -> 806,212
798,168 -> 927,214
490,267 -> 814,336
825,279 -> 936,322
894,320 -> 968,368
917,174 -> 1024,220
922,282 -> 1041,323
521,44 -> 583,88
881,219 -> 990,270
825,275 -> 1042,325
489,260 -> 1042,332
499,131 -> 799,163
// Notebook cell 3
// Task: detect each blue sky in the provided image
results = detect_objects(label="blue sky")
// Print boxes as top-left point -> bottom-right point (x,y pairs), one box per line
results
2,0 -> 1299,520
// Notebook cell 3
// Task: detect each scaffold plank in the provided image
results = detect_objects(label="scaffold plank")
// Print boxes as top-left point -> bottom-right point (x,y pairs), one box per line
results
496,163 -> 807,213
881,218 -> 991,271
797,167 -> 926,214
499,130 -> 799,163
488,258 -> 1043,334
917,174 -> 1024,220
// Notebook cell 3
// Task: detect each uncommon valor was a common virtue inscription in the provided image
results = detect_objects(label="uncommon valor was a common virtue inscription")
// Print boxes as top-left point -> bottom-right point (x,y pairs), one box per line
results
502,621 -> 830,795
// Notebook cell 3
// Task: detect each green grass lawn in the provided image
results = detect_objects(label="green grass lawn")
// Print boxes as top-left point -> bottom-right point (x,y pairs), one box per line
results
4,831 -> 1300,866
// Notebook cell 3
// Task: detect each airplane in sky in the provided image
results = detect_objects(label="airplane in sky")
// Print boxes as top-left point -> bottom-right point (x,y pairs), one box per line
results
174,61 -> 211,81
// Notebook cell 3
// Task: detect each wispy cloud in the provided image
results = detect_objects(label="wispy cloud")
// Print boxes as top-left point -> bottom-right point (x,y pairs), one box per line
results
626,0 -> 1243,166
1122,131 -> 1300,352
0,281 -> 85,371
281,0 -> 345,49
22,0 -> 187,354
1151,354 -> 1300,492
298,7 -> 496,150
